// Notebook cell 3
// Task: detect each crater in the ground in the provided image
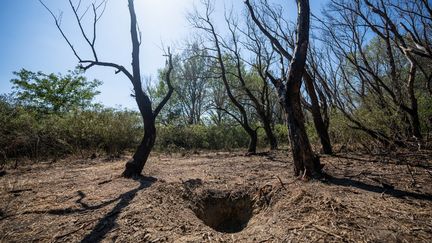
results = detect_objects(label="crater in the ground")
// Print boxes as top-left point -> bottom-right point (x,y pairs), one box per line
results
191,189 -> 253,233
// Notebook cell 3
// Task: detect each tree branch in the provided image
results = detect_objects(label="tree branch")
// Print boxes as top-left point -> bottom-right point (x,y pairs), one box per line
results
154,48 -> 174,117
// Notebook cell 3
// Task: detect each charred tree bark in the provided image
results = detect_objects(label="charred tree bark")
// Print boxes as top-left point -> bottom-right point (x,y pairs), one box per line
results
284,0 -> 321,177
407,63 -> 422,140
285,84 -> 321,176
41,0 -> 170,177
123,49 -> 174,177
122,0 -> 153,177
123,115 -> 156,178
246,0 -> 322,178
262,118 -> 278,150
244,0 -> 329,153
247,128 -> 258,154
303,72 -> 333,154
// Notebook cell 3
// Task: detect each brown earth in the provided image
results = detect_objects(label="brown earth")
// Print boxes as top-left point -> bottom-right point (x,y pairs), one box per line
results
0,150 -> 431,242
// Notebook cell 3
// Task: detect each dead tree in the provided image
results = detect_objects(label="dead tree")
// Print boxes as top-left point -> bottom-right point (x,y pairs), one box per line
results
246,0 -> 322,177
189,2 -> 258,154
40,0 -> 174,178
246,0 -> 333,154
317,0 -> 431,144
363,0 -> 423,140
223,12 -> 279,150
246,41 -> 280,150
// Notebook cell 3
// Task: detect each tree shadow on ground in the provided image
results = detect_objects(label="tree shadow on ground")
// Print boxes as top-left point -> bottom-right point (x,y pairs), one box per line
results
30,191 -> 120,215
80,176 -> 157,243
20,179 -> 154,216
324,175 -> 432,201
252,151 -> 288,163
334,153 -> 432,170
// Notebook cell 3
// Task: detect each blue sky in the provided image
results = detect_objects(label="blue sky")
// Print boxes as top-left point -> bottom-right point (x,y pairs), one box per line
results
0,0 -> 326,109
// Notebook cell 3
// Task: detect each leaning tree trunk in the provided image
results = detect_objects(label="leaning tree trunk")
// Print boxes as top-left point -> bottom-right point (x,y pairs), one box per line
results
246,128 -> 258,154
40,0 -> 174,178
262,118 -> 278,150
407,64 -> 422,140
123,108 -> 156,178
304,72 -> 333,154
282,0 -> 322,178
122,53 -> 174,178
285,87 -> 321,177
122,0 -> 153,178
246,0 -> 321,178
122,0 -> 174,177
123,121 -> 156,178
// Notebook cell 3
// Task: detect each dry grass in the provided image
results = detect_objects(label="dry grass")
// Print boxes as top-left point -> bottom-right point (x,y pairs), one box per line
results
0,150 -> 431,242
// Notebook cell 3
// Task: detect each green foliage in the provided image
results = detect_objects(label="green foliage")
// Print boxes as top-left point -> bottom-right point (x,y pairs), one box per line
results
326,110 -> 367,146
58,108 -> 142,155
418,92 -> 432,132
155,124 -> 291,152
150,42 -> 216,125
305,122 -> 319,145
273,124 -> 289,145
335,33 -> 432,143
11,68 -> 102,113
0,96 -> 142,163
1,93 -> 293,163
155,124 -> 250,151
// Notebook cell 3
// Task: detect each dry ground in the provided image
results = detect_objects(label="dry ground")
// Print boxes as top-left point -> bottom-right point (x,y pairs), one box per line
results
0,150 -> 431,242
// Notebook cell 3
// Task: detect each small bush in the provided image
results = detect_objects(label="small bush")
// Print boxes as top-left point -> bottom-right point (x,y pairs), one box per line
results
1,96 -> 293,164
0,97 -> 142,163
155,124 -> 251,151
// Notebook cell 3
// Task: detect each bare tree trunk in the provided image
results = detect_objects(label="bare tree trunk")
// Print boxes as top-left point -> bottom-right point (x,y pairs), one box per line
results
122,0 -> 152,177
282,0 -> 321,177
407,63 -> 422,139
40,0 -> 174,178
303,72 -> 333,154
262,118 -> 278,150
246,0 -> 322,178
122,1 -> 174,177
247,128 -> 258,154
123,52 -> 174,177
193,3 -> 258,155
123,77 -> 158,177
123,115 -> 156,178
285,87 -> 321,176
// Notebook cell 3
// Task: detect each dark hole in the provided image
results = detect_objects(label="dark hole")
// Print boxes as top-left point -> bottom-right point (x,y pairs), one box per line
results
192,190 -> 253,233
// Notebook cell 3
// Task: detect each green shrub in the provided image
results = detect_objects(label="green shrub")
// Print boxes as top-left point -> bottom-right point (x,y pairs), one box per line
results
155,124 -> 251,150
0,97 -> 142,163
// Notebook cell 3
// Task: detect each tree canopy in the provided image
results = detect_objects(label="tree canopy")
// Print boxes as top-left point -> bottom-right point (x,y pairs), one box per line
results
11,68 -> 102,113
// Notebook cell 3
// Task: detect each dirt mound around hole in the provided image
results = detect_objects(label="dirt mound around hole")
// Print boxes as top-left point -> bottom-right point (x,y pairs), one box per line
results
191,189 -> 254,233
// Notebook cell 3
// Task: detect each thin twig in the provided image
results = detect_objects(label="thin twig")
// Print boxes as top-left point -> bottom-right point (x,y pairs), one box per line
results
406,164 -> 417,186
312,225 -> 343,239
275,175 -> 286,189
53,222 -> 91,240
